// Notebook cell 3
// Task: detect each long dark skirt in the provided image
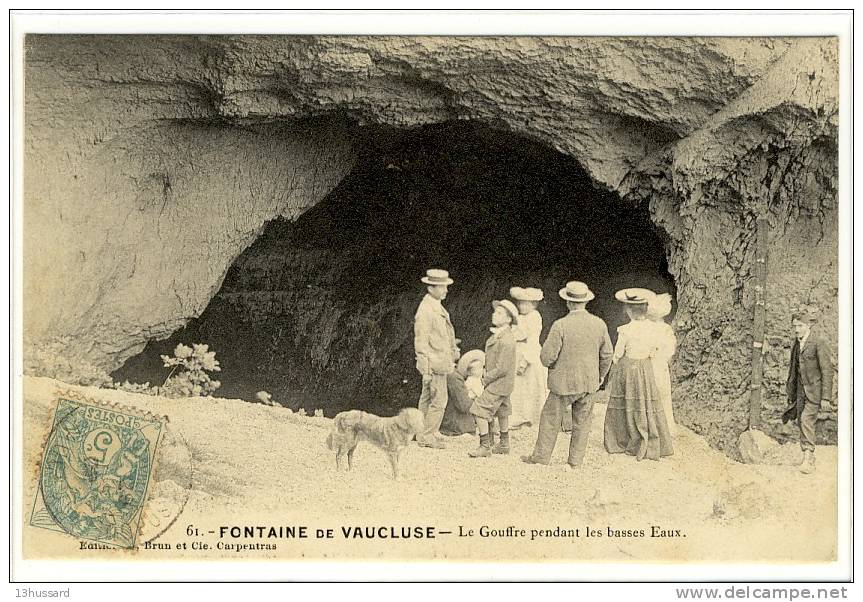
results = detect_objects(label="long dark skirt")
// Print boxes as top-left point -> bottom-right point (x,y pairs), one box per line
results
603,357 -> 674,461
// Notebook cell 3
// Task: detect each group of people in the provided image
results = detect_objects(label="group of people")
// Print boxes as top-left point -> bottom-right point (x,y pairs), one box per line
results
437,285 -> 550,439
412,269 -> 678,467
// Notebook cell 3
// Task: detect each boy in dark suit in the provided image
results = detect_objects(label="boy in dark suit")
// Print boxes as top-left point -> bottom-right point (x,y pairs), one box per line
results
784,308 -> 834,474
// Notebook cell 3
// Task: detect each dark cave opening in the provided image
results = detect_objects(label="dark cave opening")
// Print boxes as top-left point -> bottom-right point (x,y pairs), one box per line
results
113,121 -> 677,416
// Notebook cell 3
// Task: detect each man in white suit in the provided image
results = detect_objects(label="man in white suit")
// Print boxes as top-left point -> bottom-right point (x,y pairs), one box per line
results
414,269 -> 460,449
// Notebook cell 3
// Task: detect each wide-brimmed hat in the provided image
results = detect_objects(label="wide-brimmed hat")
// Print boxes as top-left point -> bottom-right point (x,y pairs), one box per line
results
559,281 -> 595,302
492,299 -> 520,325
421,269 -> 454,286
615,288 -> 656,305
510,286 -> 544,302
647,293 -> 673,319
456,349 -> 486,377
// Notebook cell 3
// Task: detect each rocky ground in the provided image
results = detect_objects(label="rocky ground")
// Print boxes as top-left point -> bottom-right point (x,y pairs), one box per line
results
22,376 -> 837,563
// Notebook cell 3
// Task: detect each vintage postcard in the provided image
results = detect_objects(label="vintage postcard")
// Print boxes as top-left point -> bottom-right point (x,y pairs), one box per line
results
9,10 -> 853,583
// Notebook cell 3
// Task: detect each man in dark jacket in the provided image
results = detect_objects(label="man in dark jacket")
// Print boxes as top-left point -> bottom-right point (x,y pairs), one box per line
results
784,309 -> 834,474
468,300 -> 518,458
522,281 -> 613,469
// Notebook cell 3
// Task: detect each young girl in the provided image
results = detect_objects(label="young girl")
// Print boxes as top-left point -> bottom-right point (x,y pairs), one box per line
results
508,287 -> 548,427
603,288 -> 674,461
647,293 -> 677,437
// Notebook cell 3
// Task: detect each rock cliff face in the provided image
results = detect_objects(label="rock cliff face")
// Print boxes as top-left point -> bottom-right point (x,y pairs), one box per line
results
24,35 -> 839,452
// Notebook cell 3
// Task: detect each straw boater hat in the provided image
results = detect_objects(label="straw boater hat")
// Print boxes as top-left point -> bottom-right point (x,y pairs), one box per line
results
559,281 -> 595,302
421,268 -> 454,286
492,299 -> 520,325
509,287 -> 544,302
615,288 -> 656,305
456,349 -> 486,377
647,293 -> 673,319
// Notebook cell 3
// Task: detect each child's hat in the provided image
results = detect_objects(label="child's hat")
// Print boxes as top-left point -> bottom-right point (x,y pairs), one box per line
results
492,299 -> 520,325
456,350 -> 486,377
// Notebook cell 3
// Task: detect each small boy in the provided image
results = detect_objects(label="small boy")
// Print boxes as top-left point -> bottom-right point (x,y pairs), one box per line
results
465,361 -> 500,438
469,299 -> 519,457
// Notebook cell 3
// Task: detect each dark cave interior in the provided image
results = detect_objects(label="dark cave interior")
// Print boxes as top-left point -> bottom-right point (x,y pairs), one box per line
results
114,121 -> 676,416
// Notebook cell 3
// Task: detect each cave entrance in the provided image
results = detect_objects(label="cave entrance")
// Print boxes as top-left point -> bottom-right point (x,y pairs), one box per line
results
114,122 -> 676,416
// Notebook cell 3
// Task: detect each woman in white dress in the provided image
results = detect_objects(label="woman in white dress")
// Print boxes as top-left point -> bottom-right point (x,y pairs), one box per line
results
508,287 -> 548,428
647,293 -> 677,436
603,288 -> 673,461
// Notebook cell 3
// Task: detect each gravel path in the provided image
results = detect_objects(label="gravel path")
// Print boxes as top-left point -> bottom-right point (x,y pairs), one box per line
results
22,377 -> 837,562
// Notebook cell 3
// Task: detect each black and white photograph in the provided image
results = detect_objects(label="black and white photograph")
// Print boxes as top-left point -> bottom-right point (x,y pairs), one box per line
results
8,8 -> 854,586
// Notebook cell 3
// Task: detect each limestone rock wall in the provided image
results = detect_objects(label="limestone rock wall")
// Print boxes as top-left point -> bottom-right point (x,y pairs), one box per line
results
621,38 -> 839,450
23,35 -> 839,452
24,37 -> 358,365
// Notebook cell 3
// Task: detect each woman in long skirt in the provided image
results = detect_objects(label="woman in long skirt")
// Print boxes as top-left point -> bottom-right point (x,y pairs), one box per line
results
508,287 -> 548,427
647,293 -> 677,437
603,288 -> 674,461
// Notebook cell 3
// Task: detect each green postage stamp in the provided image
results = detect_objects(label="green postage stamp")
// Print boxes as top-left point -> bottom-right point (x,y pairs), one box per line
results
30,397 -> 166,548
